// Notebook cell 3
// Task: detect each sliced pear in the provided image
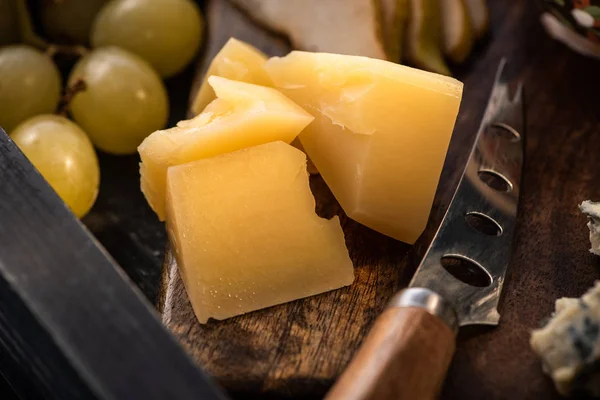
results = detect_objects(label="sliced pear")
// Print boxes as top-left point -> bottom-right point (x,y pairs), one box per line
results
404,0 -> 450,75
139,76 -> 314,220
465,0 -> 490,40
377,0 -> 409,62
229,0 -> 389,60
441,0 -> 474,64
190,38 -> 272,115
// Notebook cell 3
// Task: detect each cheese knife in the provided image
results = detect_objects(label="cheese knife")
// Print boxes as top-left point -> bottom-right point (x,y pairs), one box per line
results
327,59 -> 525,400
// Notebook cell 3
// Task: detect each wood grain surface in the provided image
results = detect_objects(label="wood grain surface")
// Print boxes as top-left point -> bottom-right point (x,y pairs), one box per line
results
159,0 -> 600,399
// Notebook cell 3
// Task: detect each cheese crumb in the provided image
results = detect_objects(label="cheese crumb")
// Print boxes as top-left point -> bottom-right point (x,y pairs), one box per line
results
531,282 -> 600,396
580,200 -> 600,256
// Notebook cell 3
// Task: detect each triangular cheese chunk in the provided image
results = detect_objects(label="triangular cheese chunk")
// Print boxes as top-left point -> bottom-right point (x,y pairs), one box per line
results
166,141 -> 354,323
139,76 -> 313,220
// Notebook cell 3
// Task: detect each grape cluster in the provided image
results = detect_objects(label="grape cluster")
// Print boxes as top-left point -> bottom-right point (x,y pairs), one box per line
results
0,0 -> 204,218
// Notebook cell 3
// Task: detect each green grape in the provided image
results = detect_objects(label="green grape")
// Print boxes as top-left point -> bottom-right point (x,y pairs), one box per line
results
91,0 -> 203,78
68,46 -> 168,155
41,0 -> 108,44
10,115 -> 100,218
0,45 -> 61,133
0,0 -> 19,46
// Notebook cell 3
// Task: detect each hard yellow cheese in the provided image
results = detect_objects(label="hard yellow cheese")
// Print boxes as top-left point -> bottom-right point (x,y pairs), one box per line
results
139,75 -> 313,220
265,51 -> 463,244
189,38 -> 319,174
190,38 -> 272,115
166,141 -> 355,323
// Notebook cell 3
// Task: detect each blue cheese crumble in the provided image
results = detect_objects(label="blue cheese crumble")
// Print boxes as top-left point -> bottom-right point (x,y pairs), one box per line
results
580,201 -> 600,256
531,282 -> 600,396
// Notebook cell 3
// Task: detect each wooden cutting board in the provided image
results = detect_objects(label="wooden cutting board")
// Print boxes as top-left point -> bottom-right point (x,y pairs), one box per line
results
158,1 -> 600,399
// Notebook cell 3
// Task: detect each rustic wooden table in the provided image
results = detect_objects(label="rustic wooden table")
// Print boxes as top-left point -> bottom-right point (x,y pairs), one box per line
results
66,0 -> 600,399
440,2 -> 600,399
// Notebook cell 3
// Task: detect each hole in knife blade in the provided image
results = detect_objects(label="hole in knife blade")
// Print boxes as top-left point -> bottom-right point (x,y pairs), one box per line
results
488,123 -> 520,142
440,255 -> 492,288
478,169 -> 513,192
465,212 -> 503,236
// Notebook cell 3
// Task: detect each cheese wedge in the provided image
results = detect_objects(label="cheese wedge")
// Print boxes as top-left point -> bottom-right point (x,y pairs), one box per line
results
139,76 -> 313,220
190,38 -> 272,115
189,38 -> 318,175
291,138 -> 319,175
166,141 -> 355,323
265,51 -> 463,243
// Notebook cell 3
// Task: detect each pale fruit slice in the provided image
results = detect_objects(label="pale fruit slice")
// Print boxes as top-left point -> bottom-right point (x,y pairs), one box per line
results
139,76 -> 313,220
190,37 -> 272,115
465,0 -> 490,40
404,0 -> 450,75
265,51 -> 463,243
166,141 -> 355,323
229,0 -> 389,60
377,0 -> 409,62
441,0 -> 474,64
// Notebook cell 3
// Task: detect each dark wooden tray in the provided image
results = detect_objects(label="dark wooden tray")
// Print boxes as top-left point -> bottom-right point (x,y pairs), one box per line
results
94,0 -> 600,399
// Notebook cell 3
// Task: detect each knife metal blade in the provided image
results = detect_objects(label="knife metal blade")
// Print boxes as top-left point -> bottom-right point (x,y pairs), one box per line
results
408,58 -> 525,327
0,129 -> 227,400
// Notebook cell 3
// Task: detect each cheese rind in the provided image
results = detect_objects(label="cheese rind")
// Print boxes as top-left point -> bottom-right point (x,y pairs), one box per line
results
190,38 -> 272,115
580,200 -> 600,256
139,76 -> 313,220
166,141 -> 355,323
265,51 -> 463,243
531,281 -> 600,396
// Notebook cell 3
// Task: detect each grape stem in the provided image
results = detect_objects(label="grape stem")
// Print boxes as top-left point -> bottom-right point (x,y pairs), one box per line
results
58,79 -> 87,117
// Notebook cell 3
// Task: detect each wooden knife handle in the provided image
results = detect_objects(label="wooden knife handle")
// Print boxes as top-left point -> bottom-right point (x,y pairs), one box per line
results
326,289 -> 457,400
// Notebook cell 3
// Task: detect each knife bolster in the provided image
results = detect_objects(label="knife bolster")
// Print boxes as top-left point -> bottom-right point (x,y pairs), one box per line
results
389,288 -> 459,334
